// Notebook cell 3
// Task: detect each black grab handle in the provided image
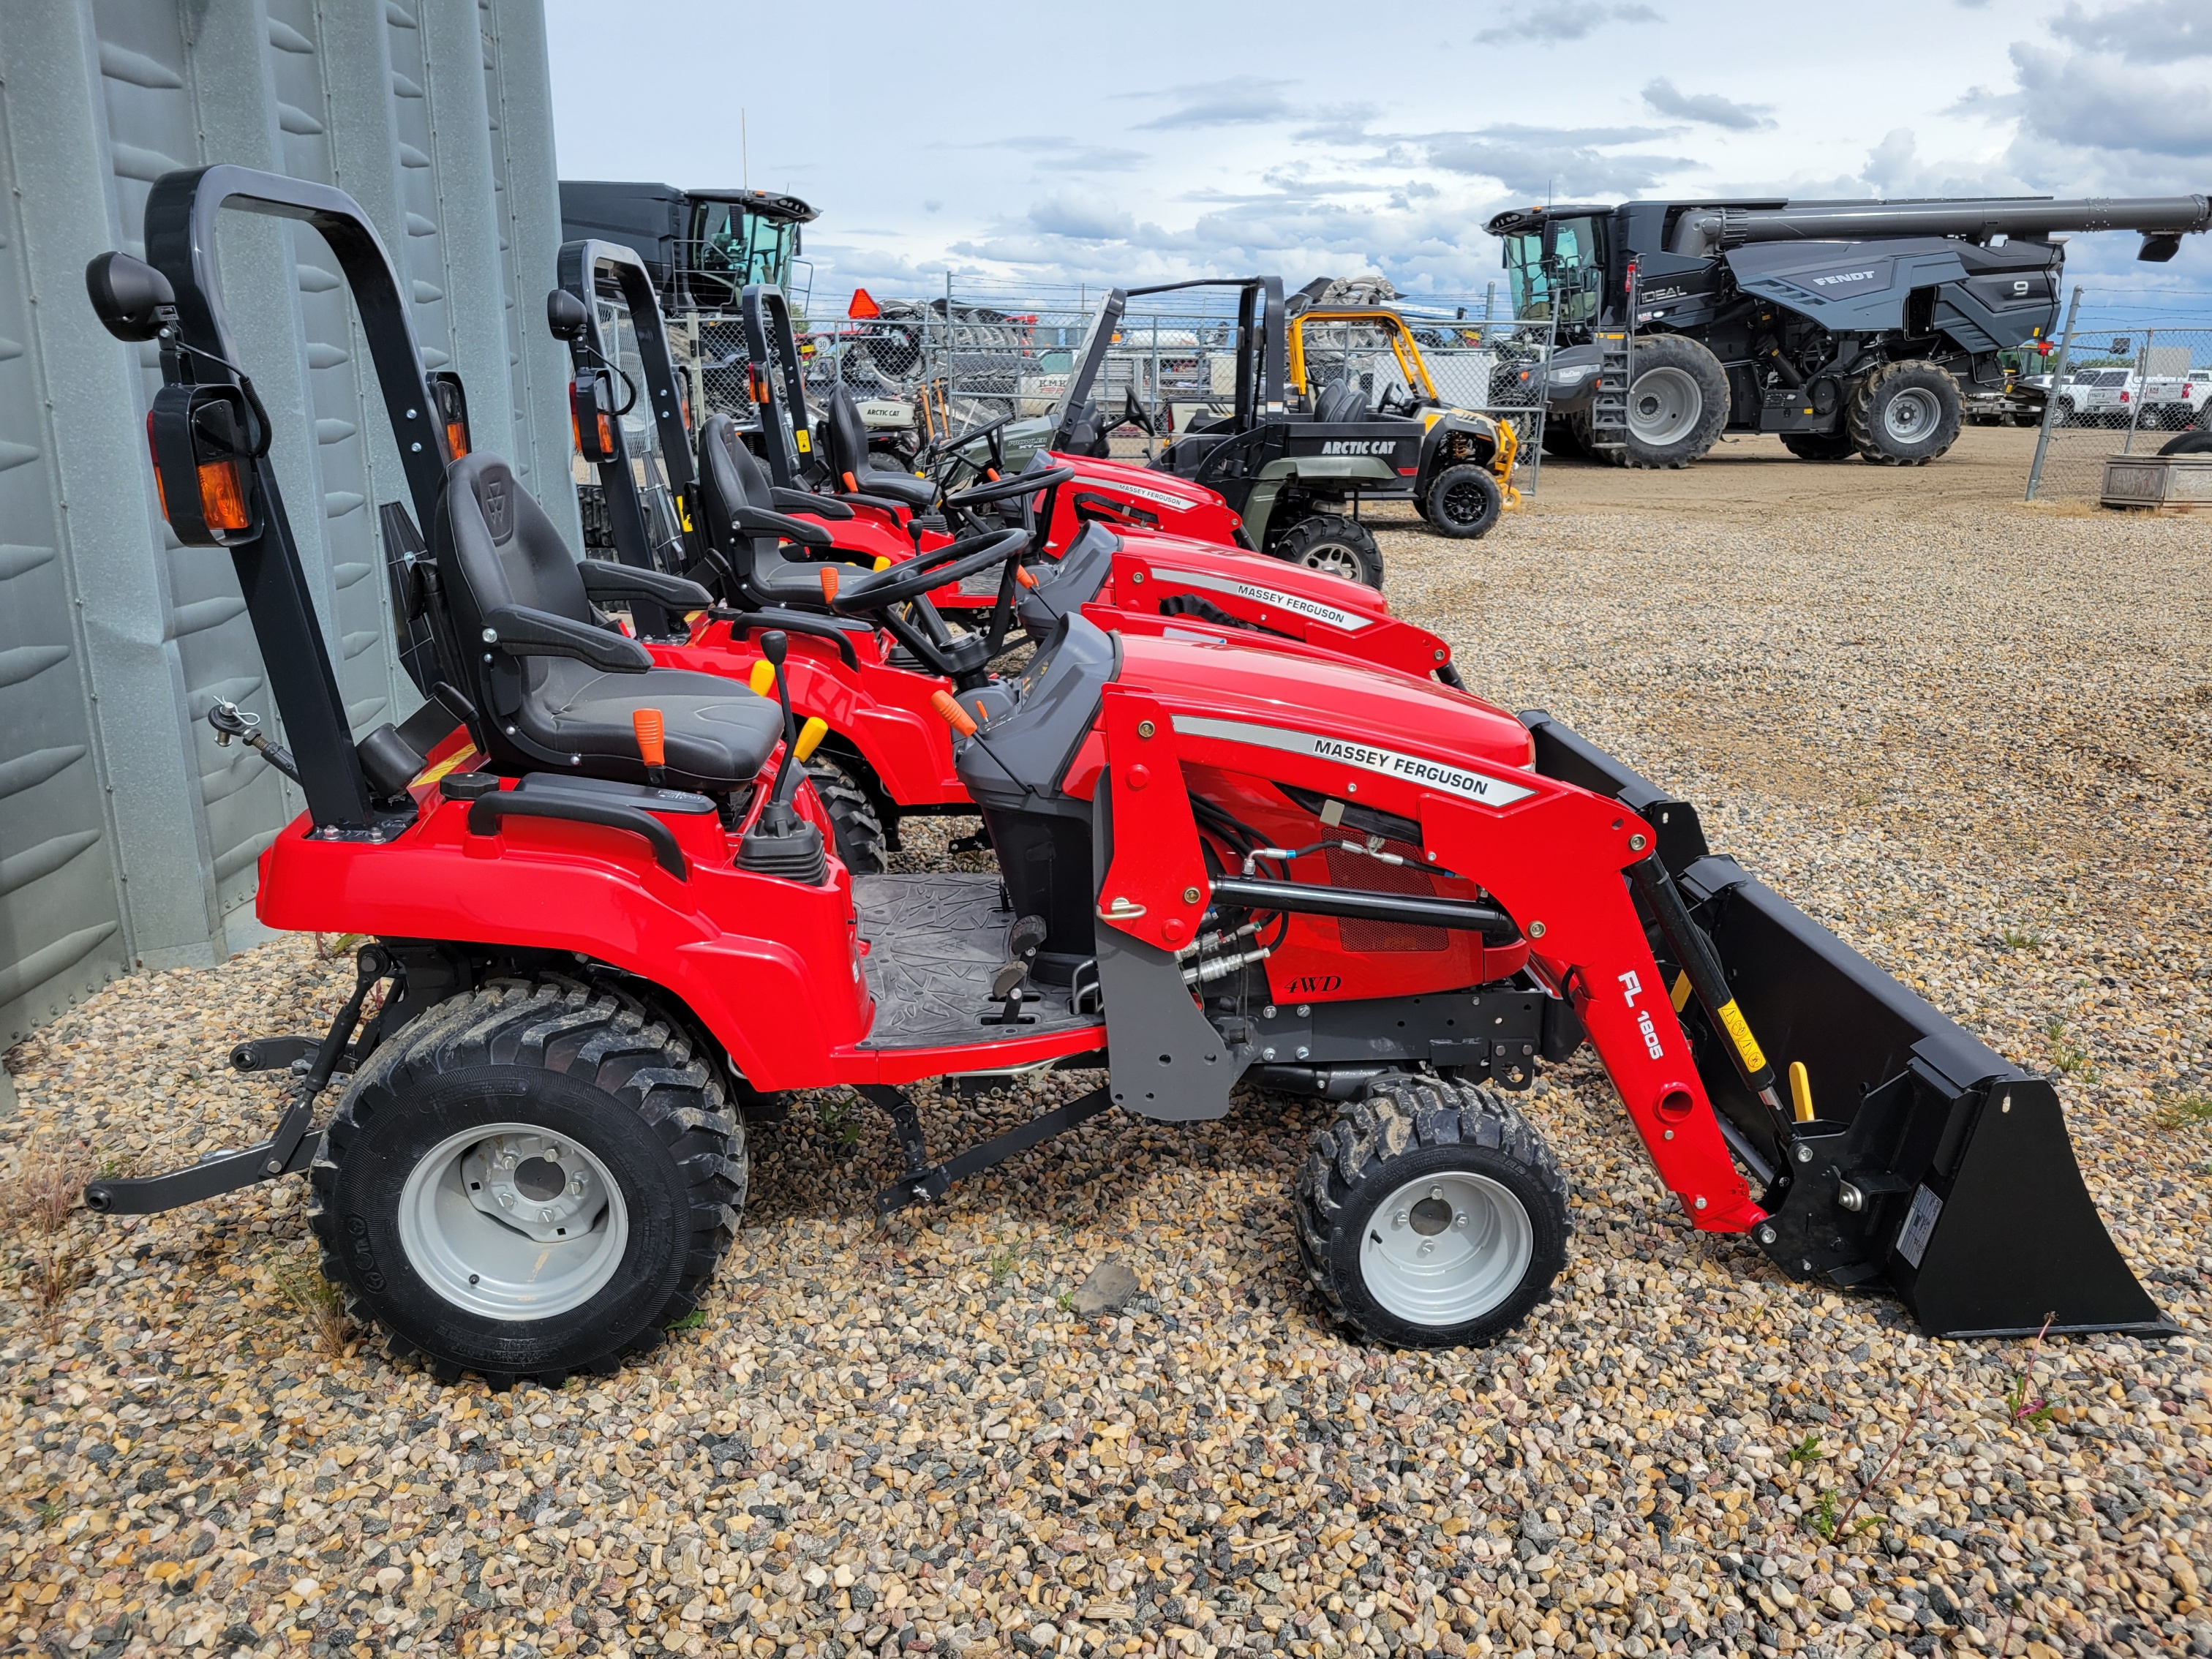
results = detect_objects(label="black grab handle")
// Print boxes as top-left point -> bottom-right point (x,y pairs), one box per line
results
465,791 -> 688,881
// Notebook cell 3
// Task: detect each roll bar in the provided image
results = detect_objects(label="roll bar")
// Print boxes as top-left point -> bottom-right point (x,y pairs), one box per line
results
1051,276 -> 1287,445
139,165 -> 456,832
740,282 -> 816,489
551,238 -> 701,577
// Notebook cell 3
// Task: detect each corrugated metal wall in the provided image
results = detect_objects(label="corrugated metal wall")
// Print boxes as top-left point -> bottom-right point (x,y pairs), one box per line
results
0,0 -> 578,1048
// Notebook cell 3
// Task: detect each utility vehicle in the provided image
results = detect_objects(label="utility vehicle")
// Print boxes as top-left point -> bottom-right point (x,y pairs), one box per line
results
80,168 -> 2166,1388
998,281 -> 1519,589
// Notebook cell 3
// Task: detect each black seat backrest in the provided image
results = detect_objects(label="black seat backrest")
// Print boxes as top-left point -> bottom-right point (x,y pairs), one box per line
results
823,386 -> 873,484
1313,377 -> 1366,423
438,452 -> 593,641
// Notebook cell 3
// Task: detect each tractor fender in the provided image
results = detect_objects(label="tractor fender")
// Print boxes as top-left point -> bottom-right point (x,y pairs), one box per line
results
255,796 -> 875,1092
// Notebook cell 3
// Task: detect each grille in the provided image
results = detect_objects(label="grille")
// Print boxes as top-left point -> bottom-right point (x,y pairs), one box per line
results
1325,845 -> 1448,953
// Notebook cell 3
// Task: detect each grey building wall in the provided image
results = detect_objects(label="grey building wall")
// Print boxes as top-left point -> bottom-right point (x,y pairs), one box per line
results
0,0 -> 579,1047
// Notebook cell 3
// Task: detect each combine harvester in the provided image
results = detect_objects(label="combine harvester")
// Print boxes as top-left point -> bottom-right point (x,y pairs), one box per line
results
1491,192 -> 2212,467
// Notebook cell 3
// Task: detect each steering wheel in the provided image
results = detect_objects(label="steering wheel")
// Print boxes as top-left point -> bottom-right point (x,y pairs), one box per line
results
831,527 -> 1029,612
1377,383 -> 1417,417
927,412 -> 1016,461
944,464 -> 1075,511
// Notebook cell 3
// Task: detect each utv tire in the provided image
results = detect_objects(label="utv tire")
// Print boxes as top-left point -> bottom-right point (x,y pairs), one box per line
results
1293,1074 -> 1568,1348
306,977 -> 745,1387
805,756 -> 888,874
1620,335 -> 1730,469
1780,430 -> 1857,462
1272,514 -> 1384,589
1848,360 -> 1962,464
1422,463 -> 1503,539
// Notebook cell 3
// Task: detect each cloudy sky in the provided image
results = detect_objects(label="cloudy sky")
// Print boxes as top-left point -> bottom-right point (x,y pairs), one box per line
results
544,0 -> 2211,315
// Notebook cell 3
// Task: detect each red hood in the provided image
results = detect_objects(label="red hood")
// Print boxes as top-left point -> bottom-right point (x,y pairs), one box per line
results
1054,453 -> 1227,509
1110,533 -> 1393,619
1116,631 -> 1532,772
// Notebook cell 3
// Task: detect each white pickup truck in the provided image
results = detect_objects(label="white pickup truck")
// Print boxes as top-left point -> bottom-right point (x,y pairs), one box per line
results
2140,368 -> 2212,430
2053,366 -> 2211,429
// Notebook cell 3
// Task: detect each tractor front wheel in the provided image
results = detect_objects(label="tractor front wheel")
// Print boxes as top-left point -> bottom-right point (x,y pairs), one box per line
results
1293,1074 -> 1567,1348
307,977 -> 745,1387
1620,335 -> 1730,469
1272,514 -> 1384,589
805,756 -> 889,873
1422,463 -> 1503,539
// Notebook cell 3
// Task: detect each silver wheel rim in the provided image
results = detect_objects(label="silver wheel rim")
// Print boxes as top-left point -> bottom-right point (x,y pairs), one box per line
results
397,1121 -> 629,1321
1884,385 -> 1941,444
1628,365 -> 1701,447
1358,1170 -> 1533,1328
1295,542 -> 1364,582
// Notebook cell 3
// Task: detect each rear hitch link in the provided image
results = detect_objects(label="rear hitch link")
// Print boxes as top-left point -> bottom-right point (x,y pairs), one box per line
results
83,944 -> 395,1215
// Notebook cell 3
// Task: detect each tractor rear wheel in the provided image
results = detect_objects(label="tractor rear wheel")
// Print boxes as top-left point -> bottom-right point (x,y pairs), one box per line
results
1272,514 -> 1384,589
805,756 -> 888,873
1848,360 -> 1963,464
1293,1074 -> 1567,1348
1780,430 -> 1857,462
1422,463 -> 1503,538
307,977 -> 745,1387
1620,335 -> 1730,469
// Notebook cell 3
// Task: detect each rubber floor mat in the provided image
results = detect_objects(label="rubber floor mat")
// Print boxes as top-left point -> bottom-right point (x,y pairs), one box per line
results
853,873 -> 1100,1048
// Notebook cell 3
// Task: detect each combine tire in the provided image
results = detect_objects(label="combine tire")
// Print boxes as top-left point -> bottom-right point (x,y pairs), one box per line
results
1422,463 -> 1503,538
306,977 -> 745,1387
1620,335 -> 1729,469
1272,514 -> 1384,589
1540,416 -> 1590,459
805,756 -> 888,873
2161,425 -> 2212,456
1293,1074 -> 1568,1348
1849,361 -> 1963,464
1780,430 -> 1857,462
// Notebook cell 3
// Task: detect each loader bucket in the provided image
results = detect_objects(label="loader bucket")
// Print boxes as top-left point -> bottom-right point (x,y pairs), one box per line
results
1522,712 -> 2171,1340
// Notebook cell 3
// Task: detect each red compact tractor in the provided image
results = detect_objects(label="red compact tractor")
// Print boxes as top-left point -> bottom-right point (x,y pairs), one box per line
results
519,245 -> 1470,869
80,167 -> 2167,1388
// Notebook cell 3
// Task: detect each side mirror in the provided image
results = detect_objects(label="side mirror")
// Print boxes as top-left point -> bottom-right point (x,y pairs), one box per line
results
86,251 -> 177,342
546,287 -> 590,341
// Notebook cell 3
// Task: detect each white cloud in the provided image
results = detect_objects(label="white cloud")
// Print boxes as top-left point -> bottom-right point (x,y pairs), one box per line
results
1641,78 -> 1775,131
1474,2 -> 1660,45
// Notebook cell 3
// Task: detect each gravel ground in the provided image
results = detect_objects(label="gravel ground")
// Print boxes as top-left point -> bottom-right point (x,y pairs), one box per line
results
4,434 -> 2210,1659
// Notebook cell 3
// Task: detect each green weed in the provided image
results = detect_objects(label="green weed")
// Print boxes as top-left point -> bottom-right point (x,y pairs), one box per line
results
2156,1096 -> 2212,1130
1998,927 -> 2043,950
1785,1434 -> 1823,1467
2044,1019 -> 2094,1080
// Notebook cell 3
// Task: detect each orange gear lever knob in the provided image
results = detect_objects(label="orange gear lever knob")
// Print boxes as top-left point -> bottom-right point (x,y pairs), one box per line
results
929,689 -> 978,737
631,707 -> 666,769
819,565 -> 840,604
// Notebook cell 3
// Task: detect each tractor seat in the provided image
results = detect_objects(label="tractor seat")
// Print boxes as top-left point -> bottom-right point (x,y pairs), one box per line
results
823,387 -> 937,508
1313,378 -> 1367,423
698,415 -> 878,610
436,453 -> 783,792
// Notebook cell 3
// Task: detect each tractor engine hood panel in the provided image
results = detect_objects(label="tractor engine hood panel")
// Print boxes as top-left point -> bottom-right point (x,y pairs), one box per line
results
1118,633 -> 1535,775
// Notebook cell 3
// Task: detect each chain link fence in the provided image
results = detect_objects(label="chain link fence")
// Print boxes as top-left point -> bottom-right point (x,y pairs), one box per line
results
2024,289 -> 2212,502
661,280 -> 1561,490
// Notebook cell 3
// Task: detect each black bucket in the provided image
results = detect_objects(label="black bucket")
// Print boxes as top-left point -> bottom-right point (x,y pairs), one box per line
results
1522,710 -> 2170,1339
